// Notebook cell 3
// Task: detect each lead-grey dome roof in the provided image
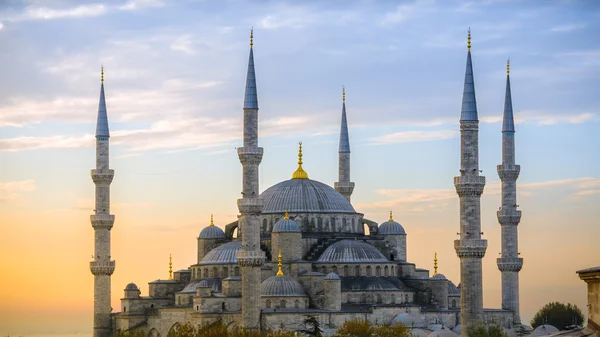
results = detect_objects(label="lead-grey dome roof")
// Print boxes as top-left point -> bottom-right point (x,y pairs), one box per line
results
261,275 -> 307,297
260,179 -> 355,214
531,325 -> 559,337
429,327 -> 459,337
317,240 -> 388,263
199,225 -> 225,239
199,241 -> 241,265
325,272 -> 340,280
431,273 -> 447,280
125,283 -> 139,290
272,218 -> 301,233
378,220 -> 406,235
448,281 -> 460,295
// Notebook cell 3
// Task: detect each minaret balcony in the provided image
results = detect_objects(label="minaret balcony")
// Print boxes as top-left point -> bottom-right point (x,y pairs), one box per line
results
497,210 -> 521,225
91,214 -> 115,229
334,182 -> 355,194
237,147 -> 263,165
459,120 -> 479,130
90,260 -> 116,275
497,165 -> 520,180
236,251 -> 266,267
454,176 -> 485,196
237,197 -> 264,215
497,257 -> 523,272
91,169 -> 114,184
454,239 -> 487,258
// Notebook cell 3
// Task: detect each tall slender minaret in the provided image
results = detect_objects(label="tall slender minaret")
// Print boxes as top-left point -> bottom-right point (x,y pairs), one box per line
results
236,29 -> 266,330
497,59 -> 523,325
334,86 -> 355,202
90,66 -> 115,337
453,29 -> 487,337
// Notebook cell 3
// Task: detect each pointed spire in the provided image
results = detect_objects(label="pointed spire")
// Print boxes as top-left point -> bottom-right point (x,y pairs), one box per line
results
292,141 -> 309,179
502,58 -> 515,133
276,249 -> 284,276
389,211 -> 394,222
244,29 -> 258,109
339,86 -> 350,153
210,214 -> 214,226
434,252 -> 438,275
461,28 -> 478,121
168,254 -> 173,280
96,65 -> 110,138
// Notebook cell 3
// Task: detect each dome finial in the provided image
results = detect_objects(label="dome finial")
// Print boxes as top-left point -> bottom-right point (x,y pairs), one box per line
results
434,252 -> 438,275
101,65 -> 104,84
168,254 -> 173,280
210,214 -> 214,226
276,249 -> 284,276
342,85 -> 346,104
250,27 -> 253,48
506,57 -> 510,75
284,209 -> 289,220
467,28 -> 471,51
389,210 -> 393,222
292,141 -> 309,179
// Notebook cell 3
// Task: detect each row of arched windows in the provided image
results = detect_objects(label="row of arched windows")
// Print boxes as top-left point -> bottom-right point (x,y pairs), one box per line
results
264,298 -> 304,309
262,215 -> 363,233
192,265 -> 240,279
344,293 -> 411,304
317,264 -> 395,277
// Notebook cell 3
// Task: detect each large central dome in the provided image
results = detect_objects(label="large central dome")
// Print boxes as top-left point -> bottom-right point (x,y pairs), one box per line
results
260,179 -> 355,214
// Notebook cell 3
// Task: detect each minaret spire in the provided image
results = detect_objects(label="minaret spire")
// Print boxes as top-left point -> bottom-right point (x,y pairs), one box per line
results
434,252 -> 438,275
292,141 -> 309,179
276,250 -> 284,276
454,29 -> 487,337
497,58 -> 523,325
168,254 -> 173,280
237,29 -> 266,330
334,86 -> 355,201
90,66 -> 115,337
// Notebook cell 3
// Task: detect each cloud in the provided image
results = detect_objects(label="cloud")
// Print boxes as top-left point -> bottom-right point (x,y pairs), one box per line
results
368,130 -> 458,145
518,111 -> 598,125
0,22 -> 4,30
24,4 -> 107,20
170,35 -> 196,55
0,179 -> 36,201
380,0 -> 435,26
550,24 -> 586,33
118,0 -> 165,11
0,134 -> 95,152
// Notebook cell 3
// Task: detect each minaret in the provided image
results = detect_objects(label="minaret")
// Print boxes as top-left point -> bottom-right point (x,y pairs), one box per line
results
453,29 -> 487,337
434,252 -> 438,275
334,86 -> 355,202
236,29 -> 266,330
497,59 -> 523,325
90,66 -> 115,337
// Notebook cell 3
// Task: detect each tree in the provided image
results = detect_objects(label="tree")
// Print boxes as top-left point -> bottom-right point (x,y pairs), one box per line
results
301,315 -> 323,337
333,318 -> 413,337
467,323 -> 507,337
530,302 -> 584,330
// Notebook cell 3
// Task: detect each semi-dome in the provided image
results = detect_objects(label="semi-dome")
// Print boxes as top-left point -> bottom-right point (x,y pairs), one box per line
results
429,327 -> 459,337
431,273 -> 447,280
531,324 -> 559,336
125,283 -> 139,290
260,179 -> 355,214
317,240 -> 388,263
392,313 -> 419,326
199,241 -> 241,265
272,214 -> 301,233
448,281 -> 460,295
180,278 -> 221,293
325,272 -> 340,280
378,212 -> 405,235
409,329 -> 428,337
260,275 -> 307,297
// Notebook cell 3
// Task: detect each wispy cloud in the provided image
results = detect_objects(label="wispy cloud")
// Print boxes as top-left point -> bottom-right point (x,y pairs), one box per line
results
369,130 -> 458,145
170,35 -> 196,55
0,134 -> 94,152
550,24 -> 586,33
380,0 -> 435,26
118,0 -> 165,11
24,4 -> 107,20
0,179 -> 36,201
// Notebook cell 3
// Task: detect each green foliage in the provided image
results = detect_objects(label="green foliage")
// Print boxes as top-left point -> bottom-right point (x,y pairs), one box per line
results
113,329 -> 146,337
467,322 -> 507,337
301,315 -> 323,337
333,318 -> 413,337
530,302 -> 584,330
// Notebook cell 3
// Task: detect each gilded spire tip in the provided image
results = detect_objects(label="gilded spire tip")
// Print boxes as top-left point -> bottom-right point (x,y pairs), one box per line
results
284,209 -> 289,220
169,254 -> 173,280
101,65 -> 104,84
276,249 -> 284,276
389,211 -> 393,222
506,58 -> 510,75
250,27 -> 253,48
210,214 -> 214,226
434,252 -> 438,275
467,28 -> 471,51
342,86 -> 346,104
292,141 -> 309,179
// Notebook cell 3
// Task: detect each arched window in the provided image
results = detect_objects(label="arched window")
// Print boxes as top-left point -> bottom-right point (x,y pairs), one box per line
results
280,300 -> 286,308
223,267 -> 229,278
332,266 -> 338,274
391,266 -> 395,276
212,267 -> 218,278
266,300 -> 271,308
221,302 -> 226,311
391,294 -> 396,304
343,265 -> 349,277
262,218 -> 268,233
352,218 -> 356,232
367,294 -> 373,303
318,217 -> 323,231
234,266 -> 240,276
405,294 -> 409,303
321,266 -> 327,274
346,294 -> 352,303
295,299 -> 300,308
366,266 -> 372,276
177,297 -> 182,305
452,299 -> 456,308
342,218 -> 347,231
150,304 -> 154,308
360,294 -> 367,303
192,269 -> 195,279
355,265 -> 360,276
196,305 -> 199,311
384,266 -> 389,276
376,266 -> 381,276
376,294 -> 382,304
203,268 -> 208,278
331,217 -> 336,231
123,306 -> 126,312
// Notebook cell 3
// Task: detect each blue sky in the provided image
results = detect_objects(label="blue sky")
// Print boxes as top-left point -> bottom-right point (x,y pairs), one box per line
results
0,0 -> 599,335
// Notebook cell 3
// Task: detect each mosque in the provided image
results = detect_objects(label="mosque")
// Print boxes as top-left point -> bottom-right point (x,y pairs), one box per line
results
88,30 -> 525,337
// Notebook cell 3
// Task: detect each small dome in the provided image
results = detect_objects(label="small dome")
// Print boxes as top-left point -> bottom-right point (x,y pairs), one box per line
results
325,272 -> 340,280
448,281 -> 460,295
125,283 -> 139,290
317,240 -> 388,263
392,313 -> 419,326
428,327 -> 459,337
431,273 -> 447,280
452,324 -> 461,334
199,225 -> 225,239
409,329 -> 428,337
429,323 -> 443,331
378,221 -> 405,235
180,278 -> 222,293
531,324 -> 559,337
261,275 -> 306,297
199,280 -> 209,288
200,241 -> 241,265
272,218 -> 301,233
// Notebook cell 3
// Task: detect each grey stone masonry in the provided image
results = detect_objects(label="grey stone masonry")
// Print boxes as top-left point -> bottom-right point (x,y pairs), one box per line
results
91,136 -> 115,337
334,153 -> 355,202
455,120 -> 487,337
497,133 -> 523,324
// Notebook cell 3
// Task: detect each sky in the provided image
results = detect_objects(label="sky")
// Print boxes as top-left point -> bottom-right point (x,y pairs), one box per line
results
0,0 -> 599,335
